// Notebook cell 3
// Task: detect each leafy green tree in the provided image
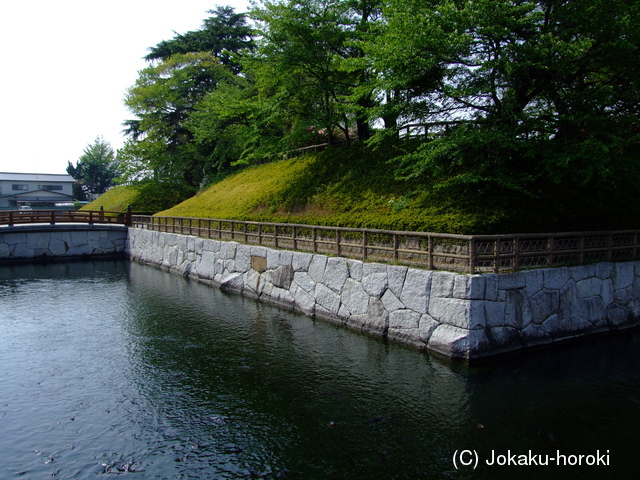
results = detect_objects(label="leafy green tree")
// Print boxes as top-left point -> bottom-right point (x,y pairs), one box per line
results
123,52 -> 232,188
247,0 -> 384,151
121,6 -> 255,188
372,0 -> 640,204
67,136 -> 119,196
145,5 -> 255,74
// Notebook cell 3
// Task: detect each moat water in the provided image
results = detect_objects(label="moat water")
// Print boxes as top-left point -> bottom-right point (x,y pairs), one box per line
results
1,260 -> 639,479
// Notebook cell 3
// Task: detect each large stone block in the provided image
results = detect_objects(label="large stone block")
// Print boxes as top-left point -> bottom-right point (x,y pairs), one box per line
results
315,283 -> 341,315
453,274 -> 486,300
483,300 -> 506,327
571,264 -> 597,282
308,255 -> 327,283
341,278 -> 370,316
271,265 -> 294,289
290,283 -> 316,315
429,297 -> 485,329
220,272 -> 244,293
427,325 -> 489,360
577,277 -> 602,299
387,265 -> 408,298
352,298 -> 388,336
400,269 -> 431,314
418,314 -> 440,344
235,246 -> 252,272
324,257 -> 349,293
613,262 -> 635,290
389,309 -> 421,329
524,269 -> 544,297
606,303 -> 634,328
431,271 -> 457,298
504,288 -> 533,329
381,289 -> 404,313
483,275 -> 499,301
578,296 -> 606,324
293,271 -> 316,294
543,267 -> 571,290
498,272 -> 526,290
292,251 -> 313,272
362,272 -> 388,298
347,259 -> 363,282
528,289 -> 559,325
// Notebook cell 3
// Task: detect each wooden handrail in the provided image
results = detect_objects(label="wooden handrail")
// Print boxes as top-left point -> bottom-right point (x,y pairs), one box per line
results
0,209 -> 131,227
130,215 -> 640,273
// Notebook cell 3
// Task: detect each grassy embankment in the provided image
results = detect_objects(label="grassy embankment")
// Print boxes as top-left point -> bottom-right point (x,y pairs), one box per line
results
156,143 -> 510,234
87,142 -> 634,235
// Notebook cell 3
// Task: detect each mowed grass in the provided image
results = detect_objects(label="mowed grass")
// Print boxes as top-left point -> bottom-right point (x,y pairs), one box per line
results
159,155 -> 315,219
158,144 -> 506,234
81,185 -> 140,212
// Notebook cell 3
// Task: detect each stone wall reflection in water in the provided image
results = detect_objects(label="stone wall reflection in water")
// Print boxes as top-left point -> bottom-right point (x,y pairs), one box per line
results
1,260 -> 639,479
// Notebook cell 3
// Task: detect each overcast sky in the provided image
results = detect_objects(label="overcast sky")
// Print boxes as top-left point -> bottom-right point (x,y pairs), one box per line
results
0,0 -> 249,175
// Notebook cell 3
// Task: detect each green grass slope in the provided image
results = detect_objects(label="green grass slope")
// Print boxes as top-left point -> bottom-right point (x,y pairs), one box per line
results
158,144 -> 510,234
81,185 -> 140,212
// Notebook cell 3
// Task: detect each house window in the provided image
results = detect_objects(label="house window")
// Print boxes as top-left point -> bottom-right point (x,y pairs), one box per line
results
12,184 -> 28,191
40,185 -> 63,191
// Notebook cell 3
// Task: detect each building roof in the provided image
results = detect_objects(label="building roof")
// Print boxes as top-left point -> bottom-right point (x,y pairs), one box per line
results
0,172 -> 75,182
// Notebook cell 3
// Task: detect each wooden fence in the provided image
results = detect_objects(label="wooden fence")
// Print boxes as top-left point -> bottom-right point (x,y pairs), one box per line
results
131,216 -> 640,274
0,209 -> 131,227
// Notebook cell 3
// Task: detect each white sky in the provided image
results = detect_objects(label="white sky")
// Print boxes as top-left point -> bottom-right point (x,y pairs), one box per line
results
0,0 -> 249,175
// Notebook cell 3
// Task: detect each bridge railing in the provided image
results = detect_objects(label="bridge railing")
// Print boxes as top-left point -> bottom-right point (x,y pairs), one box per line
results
130,215 -> 640,273
0,209 -> 132,227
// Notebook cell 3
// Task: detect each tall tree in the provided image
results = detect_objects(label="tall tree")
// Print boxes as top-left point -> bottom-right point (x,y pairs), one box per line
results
123,52 -> 232,187
248,0 -> 383,149
372,0 -> 640,200
121,6 -> 255,187
67,136 -> 119,196
145,5 -> 255,74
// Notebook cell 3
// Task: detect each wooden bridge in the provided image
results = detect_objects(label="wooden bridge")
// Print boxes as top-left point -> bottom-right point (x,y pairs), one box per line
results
0,208 -> 132,228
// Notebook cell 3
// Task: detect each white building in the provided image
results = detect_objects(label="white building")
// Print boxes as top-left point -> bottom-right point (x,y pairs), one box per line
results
0,172 -> 76,209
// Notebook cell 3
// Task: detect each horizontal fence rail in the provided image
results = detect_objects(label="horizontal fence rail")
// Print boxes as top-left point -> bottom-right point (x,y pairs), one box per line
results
131,216 -> 640,274
0,209 -> 132,227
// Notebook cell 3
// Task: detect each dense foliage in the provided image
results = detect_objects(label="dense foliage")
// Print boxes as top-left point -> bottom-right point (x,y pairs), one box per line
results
116,1 -> 640,232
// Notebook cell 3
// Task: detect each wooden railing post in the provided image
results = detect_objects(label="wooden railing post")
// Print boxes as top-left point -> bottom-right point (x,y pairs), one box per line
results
428,235 -> 434,270
336,229 -> 342,257
393,234 -> 399,263
293,226 -> 297,251
493,238 -> 500,273
513,236 -> 520,271
124,205 -> 132,226
274,225 -> 279,248
362,230 -> 368,261
312,227 -> 317,253
50,211 -> 56,225
469,237 -> 476,274
579,235 -> 585,265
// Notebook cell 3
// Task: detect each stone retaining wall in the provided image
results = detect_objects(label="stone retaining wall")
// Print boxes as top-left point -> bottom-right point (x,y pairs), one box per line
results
126,228 -> 640,360
0,225 -> 128,263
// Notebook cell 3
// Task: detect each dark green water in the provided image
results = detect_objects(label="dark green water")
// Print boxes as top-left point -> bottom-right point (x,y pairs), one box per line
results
1,260 -> 638,479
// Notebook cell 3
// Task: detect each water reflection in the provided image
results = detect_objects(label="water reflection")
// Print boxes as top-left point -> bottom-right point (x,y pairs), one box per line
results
1,260 -> 638,479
